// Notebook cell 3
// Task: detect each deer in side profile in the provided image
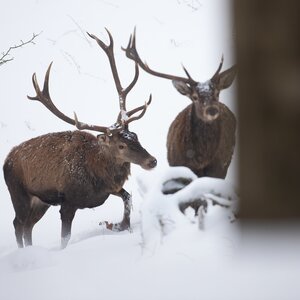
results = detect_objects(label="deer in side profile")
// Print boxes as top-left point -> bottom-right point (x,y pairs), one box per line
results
123,29 -> 236,178
3,29 -> 157,249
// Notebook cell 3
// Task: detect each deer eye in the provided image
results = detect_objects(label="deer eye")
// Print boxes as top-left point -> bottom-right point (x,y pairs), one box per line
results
191,94 -> 198,101
119,145 -> 125,150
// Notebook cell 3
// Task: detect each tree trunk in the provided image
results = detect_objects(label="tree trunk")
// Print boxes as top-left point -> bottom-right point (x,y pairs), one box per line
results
234,0 -> 300,219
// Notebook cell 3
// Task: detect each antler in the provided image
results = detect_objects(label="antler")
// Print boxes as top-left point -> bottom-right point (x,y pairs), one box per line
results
122,28 -> 197,86
28,29 -> 152,135
87,29 -> 151,127
117,94 -> 152,125
211,55 -> 224,82
27,63 -> 119,135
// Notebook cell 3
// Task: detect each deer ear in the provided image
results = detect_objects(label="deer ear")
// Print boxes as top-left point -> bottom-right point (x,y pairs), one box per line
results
172,80 -> 192,96
97,134 -> 110,145
214,65 -> 237,90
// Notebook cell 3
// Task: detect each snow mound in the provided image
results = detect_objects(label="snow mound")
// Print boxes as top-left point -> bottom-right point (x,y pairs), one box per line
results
0,246 -> 57,273
138,166 -> 238,253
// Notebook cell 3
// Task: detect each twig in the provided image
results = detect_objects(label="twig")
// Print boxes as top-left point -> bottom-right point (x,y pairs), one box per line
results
0,32 -> 41,66
176,0 -> 202,12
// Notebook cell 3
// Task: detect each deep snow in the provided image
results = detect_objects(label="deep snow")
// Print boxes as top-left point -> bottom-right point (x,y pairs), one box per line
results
1,1 -> 299,300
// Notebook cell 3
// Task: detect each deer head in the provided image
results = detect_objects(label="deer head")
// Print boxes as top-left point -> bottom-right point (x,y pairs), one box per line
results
122,28 -> 236,123
27,29 -> 157,170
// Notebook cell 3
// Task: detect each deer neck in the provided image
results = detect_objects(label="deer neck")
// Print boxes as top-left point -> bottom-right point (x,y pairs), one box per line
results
86,144 -> 130,179
190,103 -> 220,129
189,104 -> 221,148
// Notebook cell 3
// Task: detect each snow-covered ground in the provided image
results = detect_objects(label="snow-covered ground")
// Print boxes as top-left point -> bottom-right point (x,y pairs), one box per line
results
1,1 -> 299,299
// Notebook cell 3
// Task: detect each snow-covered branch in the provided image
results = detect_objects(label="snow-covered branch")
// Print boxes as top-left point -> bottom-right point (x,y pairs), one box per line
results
138,167 -> 238,253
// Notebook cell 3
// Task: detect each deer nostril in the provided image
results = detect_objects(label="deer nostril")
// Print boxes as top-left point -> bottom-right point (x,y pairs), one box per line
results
206,106 -> 219,117
148,158 -> 157,169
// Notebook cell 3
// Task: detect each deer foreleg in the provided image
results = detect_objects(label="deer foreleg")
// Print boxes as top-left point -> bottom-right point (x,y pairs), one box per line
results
60,205 -> 76,249
118,188 -> 132,229
101,188 -> 132,232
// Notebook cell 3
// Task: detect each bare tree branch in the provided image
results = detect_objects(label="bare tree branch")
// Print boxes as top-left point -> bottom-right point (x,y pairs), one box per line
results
0,32 -> 41,66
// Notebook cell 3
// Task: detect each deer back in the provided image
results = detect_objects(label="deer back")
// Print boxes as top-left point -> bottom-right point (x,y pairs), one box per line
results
4,131 -> 130,198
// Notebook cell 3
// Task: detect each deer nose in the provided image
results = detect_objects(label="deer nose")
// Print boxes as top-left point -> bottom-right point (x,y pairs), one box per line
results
206,106 -> 219,117
147,157 -> 157,169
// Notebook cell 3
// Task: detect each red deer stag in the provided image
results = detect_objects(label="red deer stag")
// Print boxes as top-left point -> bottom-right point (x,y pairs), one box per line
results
123,29 -> 236,178
3,29 -> 157,249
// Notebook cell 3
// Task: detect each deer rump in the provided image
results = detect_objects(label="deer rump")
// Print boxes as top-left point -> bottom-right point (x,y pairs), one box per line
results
167,102 -> 236,179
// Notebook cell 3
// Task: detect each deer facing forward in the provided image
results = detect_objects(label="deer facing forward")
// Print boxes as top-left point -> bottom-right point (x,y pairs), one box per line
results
123,29 -> 236,178
3,29 -> 157,249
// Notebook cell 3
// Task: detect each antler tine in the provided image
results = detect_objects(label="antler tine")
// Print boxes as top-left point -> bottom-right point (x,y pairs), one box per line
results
116,94 -> 152,125
27,62 -> 76,126
121,94 -> 152,120
211,55 -> 224,80
125,94 -> 152,125
121,32 -> 132,56
73,112 -> 115,134
122,27 -> 141,64
88,29 -> 124,104
123,62 -> 139,97
122,28 -> 197,86
104,27 -> 114,48
28,63 -> 114,134
120,29 -> 140,101
87,28 -> 113,52
182,64 -> 196,82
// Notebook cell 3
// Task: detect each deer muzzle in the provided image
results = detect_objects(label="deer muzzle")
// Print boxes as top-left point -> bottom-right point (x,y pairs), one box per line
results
142,156 -> 157,170
203,105 -> 220,122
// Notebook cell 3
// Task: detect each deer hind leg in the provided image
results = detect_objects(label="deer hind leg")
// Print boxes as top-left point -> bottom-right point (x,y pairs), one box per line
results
102,189 -> 132,232
23,197 -> 50,247
13,216 -> 25,248
7,180 -> 30,248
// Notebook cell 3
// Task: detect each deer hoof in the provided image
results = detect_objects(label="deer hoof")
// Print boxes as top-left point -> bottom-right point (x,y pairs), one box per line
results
100,221 -> 130,232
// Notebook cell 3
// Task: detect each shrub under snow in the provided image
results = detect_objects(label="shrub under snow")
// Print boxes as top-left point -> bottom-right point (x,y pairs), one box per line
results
137,167 -> 238,253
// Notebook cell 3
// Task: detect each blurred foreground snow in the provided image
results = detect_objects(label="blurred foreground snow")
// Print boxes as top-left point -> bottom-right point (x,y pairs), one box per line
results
138,166 -> 238,253
0,167 -> 299,300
